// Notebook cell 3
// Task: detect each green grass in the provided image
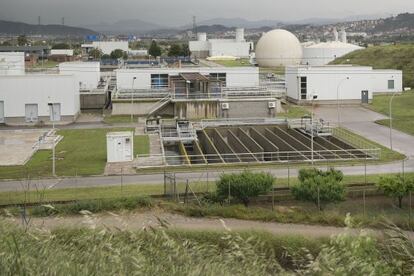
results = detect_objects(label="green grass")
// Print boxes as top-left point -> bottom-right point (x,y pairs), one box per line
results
103,115 -> 138,124
0,129 -> 149,179
331,43 -> 414,88
213,58 -> 251,67
370,92 -> 414,135
30,60 -> 59,68
281,104 -> 310,118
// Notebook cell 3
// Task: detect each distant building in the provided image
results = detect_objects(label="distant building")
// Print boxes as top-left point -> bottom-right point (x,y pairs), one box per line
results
0,52 -> 25,76
49,49 -> 76,62
81,41 -> 129,55
189,28 -> 253,59
59,61 -> 101,90
285,65 -> 402,104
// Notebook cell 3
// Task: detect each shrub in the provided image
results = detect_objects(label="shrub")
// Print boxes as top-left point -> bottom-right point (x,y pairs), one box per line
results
216,171 -> 274,207
291,168 -> 345,210
377,174 -> 414,208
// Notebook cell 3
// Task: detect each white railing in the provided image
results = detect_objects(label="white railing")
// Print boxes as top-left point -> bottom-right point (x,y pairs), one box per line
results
200,118 -> 288,129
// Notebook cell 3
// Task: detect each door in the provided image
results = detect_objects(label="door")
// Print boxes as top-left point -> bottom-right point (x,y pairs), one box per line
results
361,90 -> 369,104
49,103 -> 61,121
124,137 -> 132,160
25,104 -> 38,122
0,101 -> 4,123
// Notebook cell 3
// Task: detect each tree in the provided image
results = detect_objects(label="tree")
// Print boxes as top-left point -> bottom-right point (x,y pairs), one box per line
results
215,171 -> 274,207
168,44 -> 182,57
377,175 -> 414,208
101,54 -> 111,60
17,35 -> 28,46
89,48 -> 102,60
291,168 -> 345,210
110,49 -> 127,59
52,43 -> 70,49
181,44 -> 191,57
148,40 -> 161,57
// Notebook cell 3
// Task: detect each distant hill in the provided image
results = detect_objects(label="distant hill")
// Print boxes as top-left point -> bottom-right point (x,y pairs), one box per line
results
331,44 -> 414,88
195,18 -> 281,29
0,20 -> 98,36
83,19 -> 164,35
374,13 -> 414,32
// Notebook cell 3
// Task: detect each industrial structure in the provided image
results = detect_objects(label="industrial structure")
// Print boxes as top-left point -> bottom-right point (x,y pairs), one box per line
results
81,41 -> 129,55
0,52 -> 25,75
285,65 -> 402,104
302,28 -> 364,66
255,29 -> 303,67
189,28 -> 253,59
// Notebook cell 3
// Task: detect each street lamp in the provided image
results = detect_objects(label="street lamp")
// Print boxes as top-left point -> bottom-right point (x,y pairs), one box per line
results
131,77 -> 137,123
48,102 -> 56,177
310,93 -> 318,164
336,77 -> 350,127
389,93 -> 398,150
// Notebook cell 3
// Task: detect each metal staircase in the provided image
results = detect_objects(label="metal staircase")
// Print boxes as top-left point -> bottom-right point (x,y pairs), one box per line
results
147,95 -> 171,117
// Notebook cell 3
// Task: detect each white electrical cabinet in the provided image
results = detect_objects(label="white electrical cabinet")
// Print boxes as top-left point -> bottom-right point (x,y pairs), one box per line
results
106,131 -> 134,163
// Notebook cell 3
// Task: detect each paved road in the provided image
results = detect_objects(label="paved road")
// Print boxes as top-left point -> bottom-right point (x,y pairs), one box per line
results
8,210 -> 388,239
0,105 -> 413,192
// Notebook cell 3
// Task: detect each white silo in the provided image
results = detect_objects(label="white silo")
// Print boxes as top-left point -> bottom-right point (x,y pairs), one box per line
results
333,27 -> 339,41
235,28 -> 245,42
339,28 -> 347,43
197,33 -> 207,42
255,29 -> 303,67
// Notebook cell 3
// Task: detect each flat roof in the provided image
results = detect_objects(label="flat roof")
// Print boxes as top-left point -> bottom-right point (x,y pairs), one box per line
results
180,73 -> 210,82
0,46 -> 50,52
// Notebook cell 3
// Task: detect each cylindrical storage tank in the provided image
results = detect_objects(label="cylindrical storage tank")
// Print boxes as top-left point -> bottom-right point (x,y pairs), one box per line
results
255,29 -> 303,67
235,28 -> 245,42
197,33 -> 207,41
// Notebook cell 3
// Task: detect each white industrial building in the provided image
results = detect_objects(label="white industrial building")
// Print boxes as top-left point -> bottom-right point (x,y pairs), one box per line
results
59,62 -> 101,90
302,28 -> 364,66
0,75 -> 80,124
0,52 -> 25,76
116,67 -> 259,89
285,65 -> 403,104
189,28 -> 253,58
81,41 -> 129,55
255,29 -> 303,67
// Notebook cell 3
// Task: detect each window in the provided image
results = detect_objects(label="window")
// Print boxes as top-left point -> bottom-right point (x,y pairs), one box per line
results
209,73 -> 226,86
151,74 -> 169,89
388,79 -> 395,90
300,76 -> 307,100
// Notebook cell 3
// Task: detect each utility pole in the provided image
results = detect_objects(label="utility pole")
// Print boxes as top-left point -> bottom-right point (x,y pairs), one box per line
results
389,93 -> 397,150
192,16 -> 197,39
131,77 -> 136,123
62,17 -> 65,26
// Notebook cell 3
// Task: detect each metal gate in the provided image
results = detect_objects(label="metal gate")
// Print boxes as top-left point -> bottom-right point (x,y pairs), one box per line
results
25,104 -> 38,122
361,90 -> 369,104
0,101 -> 4,123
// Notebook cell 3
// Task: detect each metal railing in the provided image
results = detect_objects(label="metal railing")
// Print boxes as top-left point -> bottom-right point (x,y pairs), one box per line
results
200,118 -> 288,129
332,127 -> 379,157
135,148 -> 381,168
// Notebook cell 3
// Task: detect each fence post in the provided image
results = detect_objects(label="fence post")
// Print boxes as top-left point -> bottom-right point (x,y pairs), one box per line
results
410,191 -> 412,227
228,180 -> 231,205
163,169 -> 166,196
272,180 -> 275,211
185,179 -> 189,205
287,164 -> 290,188
121,168 -> 123,195
317,186 -> 321,211
363,189 -> 366,217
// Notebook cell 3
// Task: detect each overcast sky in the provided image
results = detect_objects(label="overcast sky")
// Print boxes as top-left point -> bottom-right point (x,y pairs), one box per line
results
1,0 -> 413,26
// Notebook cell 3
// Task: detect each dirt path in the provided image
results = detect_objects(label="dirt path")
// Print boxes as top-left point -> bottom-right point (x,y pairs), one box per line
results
7,210 -> 385,238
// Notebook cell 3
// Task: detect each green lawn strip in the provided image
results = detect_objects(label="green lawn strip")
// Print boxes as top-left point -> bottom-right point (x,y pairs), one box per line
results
0,128 -> 149,179
336,127 -> 405,162
212,59 -> 251,67
103,115 -> 137,124
368,92 -> 414,136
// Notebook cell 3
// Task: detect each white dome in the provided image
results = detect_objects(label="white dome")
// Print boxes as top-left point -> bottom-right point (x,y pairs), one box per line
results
255,29 -> 303,67
302,41 -> 364,66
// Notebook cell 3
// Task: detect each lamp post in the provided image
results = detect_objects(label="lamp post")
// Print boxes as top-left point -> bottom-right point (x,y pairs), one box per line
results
336,77 -> 349,127
389,93 -> 398,150
310,93 -> 318,165
131,77 -> 137,123
48,101 -> 56,177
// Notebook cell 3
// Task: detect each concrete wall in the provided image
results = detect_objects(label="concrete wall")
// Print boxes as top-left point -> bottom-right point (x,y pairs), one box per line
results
80,93 -> 106,109
226,130 -> 256,162
302,45 -> 362,66
219,100 -> 275,118
116,67 -> 259,89
209,40 -> 252,58
59,62 -> 100,90
286,65 -> 403,102
112,100 -> 174,116
0,52 -> 25,76
174,101 -> 218,119
51,49 -> 74,56
0,74 -> 80,123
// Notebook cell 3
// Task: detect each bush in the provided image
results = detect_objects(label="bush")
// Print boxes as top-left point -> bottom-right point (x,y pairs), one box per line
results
216,171 -> 274,207
291,168 -> 345,210
377,174 -> 414,208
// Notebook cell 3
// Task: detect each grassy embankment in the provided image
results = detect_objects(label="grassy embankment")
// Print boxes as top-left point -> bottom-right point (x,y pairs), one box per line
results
0,128 -> 149,179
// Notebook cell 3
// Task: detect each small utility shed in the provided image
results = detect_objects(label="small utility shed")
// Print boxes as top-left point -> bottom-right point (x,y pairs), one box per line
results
285,65 -> 403,104
106,131 -> 134,163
